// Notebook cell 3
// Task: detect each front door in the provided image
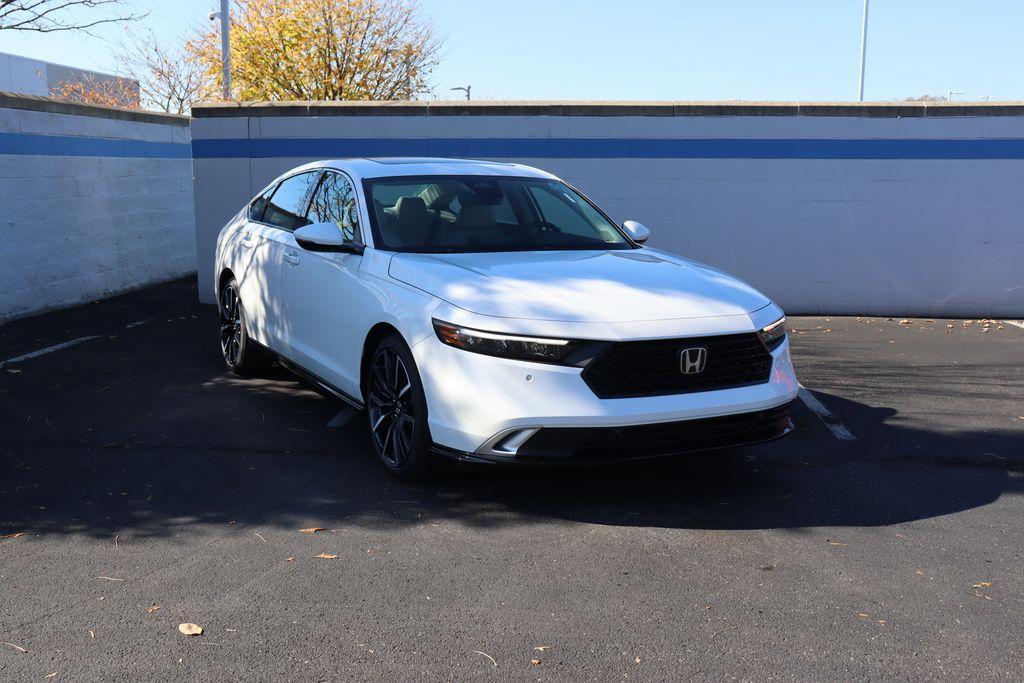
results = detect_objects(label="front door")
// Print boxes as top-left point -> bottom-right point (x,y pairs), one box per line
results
282,170 -> 376,398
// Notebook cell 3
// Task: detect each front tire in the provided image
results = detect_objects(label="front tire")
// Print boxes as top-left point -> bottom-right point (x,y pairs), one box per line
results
366,335 -> 435,478
219,278 -> 270,375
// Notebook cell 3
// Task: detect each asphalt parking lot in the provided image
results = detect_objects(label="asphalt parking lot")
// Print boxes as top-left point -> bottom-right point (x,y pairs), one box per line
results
2,278 -> 1022,681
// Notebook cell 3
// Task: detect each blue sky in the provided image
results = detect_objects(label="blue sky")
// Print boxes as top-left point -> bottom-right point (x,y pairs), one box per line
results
2,0 -> 1022,101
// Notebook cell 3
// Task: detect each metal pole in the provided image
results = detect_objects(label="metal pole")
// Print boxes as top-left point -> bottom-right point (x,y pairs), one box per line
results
858,0 -> 869,101
220,0 -> 231,100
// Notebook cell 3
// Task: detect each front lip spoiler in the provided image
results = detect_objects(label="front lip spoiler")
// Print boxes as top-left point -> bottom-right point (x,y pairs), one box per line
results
431,418 -> 795,467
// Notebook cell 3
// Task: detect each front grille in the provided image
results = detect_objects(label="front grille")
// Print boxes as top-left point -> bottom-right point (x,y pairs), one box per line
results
517,402 -> 792,461
581,333 -> 772,399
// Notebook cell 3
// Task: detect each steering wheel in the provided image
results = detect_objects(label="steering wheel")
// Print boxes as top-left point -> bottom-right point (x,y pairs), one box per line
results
534,220 -> 562,234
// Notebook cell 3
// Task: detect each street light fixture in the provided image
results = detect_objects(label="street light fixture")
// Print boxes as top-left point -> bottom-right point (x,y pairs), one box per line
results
209,0 -> 231,100
947,90 -> 964,102
450,85 -> 471,101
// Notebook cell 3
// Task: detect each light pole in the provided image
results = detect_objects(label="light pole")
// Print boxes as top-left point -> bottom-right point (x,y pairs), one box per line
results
208,1 -> 231,100
947,90 -> 963,102
450,85 -> 471,101
858,0 -> 869,101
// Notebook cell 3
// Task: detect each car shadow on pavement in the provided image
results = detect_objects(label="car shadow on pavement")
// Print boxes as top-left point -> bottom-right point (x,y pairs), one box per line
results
1,278 -> 1022,539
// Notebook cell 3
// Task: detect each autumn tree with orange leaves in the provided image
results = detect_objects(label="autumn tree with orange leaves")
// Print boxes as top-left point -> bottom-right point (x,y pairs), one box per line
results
50,74 -> 140,108
186,0 -> 442,101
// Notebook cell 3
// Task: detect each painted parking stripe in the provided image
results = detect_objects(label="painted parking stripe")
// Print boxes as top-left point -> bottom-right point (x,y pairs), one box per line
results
0,335 -> 102,370
1004,320 -> 1024,330
797,385 -> 856,441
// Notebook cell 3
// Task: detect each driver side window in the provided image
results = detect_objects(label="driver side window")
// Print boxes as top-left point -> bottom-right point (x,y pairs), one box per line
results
306,171 -> 362,243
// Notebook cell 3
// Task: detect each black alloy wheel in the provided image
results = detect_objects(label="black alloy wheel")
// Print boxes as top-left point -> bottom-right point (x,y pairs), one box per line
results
366,336 -> 434,477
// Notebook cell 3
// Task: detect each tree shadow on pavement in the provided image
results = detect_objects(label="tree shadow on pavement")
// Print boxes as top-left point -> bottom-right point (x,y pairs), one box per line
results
1,279 -> 1022,540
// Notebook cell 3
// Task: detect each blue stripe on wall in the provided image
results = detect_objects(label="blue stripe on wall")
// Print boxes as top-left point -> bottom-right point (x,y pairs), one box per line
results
0,131 -> 191,159
191,136 -> 1024,160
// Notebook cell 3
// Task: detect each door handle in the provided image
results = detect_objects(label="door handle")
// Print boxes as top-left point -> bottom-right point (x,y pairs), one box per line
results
283,251 -> 301,265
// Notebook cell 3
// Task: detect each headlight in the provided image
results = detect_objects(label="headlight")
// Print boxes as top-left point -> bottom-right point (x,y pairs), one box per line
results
432,319 -> 581,364
758,316 -> 787,351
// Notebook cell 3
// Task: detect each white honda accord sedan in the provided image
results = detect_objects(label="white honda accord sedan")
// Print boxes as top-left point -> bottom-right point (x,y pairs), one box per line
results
214,157 -> 799,477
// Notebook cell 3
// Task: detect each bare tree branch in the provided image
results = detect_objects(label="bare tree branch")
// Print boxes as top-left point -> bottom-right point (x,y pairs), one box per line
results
0,0 -> 143,34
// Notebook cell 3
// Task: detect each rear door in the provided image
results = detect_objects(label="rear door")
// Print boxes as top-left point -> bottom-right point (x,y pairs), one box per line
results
241,171 -> 319,353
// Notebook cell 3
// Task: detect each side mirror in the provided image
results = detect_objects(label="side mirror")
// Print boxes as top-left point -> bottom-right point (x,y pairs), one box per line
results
622,220 -> 650,245
294,222 -> 364,254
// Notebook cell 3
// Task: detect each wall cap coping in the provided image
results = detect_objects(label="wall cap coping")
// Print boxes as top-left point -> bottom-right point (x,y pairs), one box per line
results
0,91 -> 190,126
190,99 -> 1024,119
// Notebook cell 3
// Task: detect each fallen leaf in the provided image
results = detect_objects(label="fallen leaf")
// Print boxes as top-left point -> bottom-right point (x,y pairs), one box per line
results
472,651 -> 498,667
899,319 -> 912,325
533,645 -> 550,652
45,673 -> 57,679
96,576 -> 125,582
973,581 -> 992,588
828,541 -> 848,547
2,642 -> 27,653
531,659 -> 542,666
178,623 -> 203,636
299,527 -> 325,534
635,656 -> 641,664
88,630 -> 95,639
286,557 -> 295,562
0,532 -> 28,539
315,553 -> 337,559
146,605 -> 161,613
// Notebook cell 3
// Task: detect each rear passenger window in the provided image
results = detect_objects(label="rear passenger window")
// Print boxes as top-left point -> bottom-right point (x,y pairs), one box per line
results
249,186 -> 274,221
262,172 -> 318,231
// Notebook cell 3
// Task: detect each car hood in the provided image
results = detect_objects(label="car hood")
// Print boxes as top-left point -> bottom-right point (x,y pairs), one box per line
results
388,249 -> 770,323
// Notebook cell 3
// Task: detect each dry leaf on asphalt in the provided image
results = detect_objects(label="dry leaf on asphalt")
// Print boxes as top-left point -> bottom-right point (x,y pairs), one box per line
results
533,645 -> 550,652
531,658 -> 542,665
286,557 -> 295,562
973,581 -> 993,588
635,656 -> 641,664
299,527 -> 325,534
472,651 -> 498,667
178,623 -> 203,636
146,605 -> 161,613
2,642 -> 28,653
1,532 -> 28,539
315,553 -> 338,559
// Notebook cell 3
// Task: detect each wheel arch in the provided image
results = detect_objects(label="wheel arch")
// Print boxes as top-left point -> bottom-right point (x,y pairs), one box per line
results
360,322 -> 406,400
217,268 -> 236,305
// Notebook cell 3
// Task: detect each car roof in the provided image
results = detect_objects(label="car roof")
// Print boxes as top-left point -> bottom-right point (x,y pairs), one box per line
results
284,157 -> 559,182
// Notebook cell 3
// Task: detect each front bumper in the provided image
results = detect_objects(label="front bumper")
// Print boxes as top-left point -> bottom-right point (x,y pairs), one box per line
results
410,327 -> 800,458
432,401 -> 795,465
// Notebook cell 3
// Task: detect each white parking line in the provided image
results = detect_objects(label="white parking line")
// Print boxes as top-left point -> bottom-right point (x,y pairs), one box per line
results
1004,320 -> 1024,330
797,384 -> 856,441
0,335 -> 103,370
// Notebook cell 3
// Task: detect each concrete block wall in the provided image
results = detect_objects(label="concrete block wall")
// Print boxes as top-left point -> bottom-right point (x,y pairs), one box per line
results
0,92 -> 194,321
190,101 -> 1024,317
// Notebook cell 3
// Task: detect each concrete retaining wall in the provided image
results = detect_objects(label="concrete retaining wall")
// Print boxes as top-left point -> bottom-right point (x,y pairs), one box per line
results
191,101 -> 1024,317
0,92 -> 194,322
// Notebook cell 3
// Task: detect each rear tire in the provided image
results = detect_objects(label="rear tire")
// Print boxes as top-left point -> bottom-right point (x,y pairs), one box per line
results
219,278 -> 270,375
365,335 -> 436,479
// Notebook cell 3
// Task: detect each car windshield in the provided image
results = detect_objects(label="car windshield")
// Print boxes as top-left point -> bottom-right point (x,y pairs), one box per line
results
364,175 -> 634,253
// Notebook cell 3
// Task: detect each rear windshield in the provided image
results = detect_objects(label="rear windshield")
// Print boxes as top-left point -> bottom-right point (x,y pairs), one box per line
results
363,175 -> 634,253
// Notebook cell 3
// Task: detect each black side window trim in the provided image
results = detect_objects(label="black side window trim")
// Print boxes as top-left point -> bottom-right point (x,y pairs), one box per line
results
304,169 -> 365,245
